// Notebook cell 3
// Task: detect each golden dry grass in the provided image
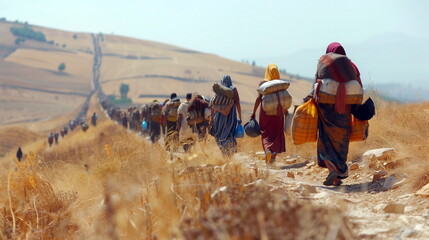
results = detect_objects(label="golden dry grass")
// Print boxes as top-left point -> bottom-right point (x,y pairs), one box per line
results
0,96 -> 428,239
0,127 -> 39,157
0,117 -> 352,239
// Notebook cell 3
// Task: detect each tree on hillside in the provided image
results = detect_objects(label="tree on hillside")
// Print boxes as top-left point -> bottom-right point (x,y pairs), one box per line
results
73,34 -> 77,40
0,17 -> 6,22
15,37 -> 26,45
120,84 -> 129,99
58,63 -> 66,72
10,26 -> 46,42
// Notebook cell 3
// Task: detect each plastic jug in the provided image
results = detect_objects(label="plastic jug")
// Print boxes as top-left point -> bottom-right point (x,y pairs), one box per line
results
142,121 -> 148,131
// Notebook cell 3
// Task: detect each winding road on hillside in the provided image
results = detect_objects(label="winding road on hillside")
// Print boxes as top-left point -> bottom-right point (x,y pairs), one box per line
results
73,34 -> 103,122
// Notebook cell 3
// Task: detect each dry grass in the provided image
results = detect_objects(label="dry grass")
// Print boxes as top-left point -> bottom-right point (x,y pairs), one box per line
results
0,93 -> 427,239
0,127 -> 39,157
0,117 -> 352,239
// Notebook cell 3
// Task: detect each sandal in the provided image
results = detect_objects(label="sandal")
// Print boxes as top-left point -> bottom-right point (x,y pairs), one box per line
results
333,180 -> 343,186
323,171 -> 339,186
266,151 -> 272,164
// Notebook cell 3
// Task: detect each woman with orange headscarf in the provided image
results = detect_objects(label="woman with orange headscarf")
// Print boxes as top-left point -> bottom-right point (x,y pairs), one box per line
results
251,64 -> 286,163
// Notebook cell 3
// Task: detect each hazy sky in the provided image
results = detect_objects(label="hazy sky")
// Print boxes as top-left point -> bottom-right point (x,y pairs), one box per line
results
1,0 -> 428,88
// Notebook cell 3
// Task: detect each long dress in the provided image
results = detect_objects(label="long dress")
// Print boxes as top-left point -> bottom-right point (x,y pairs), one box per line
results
258,83 -> 286,154
213,104 -> 237,156
317,103 -> 352,179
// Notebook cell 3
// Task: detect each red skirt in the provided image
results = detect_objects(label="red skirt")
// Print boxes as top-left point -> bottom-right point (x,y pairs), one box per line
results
259,104 -> 285,153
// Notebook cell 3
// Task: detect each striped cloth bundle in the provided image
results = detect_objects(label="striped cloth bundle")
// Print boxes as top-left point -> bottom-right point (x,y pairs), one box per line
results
291,99 -> 318,145
210,94 -> 234,106
349,115 -> 368,142
261,90 -> 292,115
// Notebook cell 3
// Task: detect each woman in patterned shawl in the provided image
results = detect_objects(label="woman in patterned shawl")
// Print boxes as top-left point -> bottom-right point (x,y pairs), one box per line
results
251,64 -> 286,164
315,42 -> 362,186
210,75 -> 242,157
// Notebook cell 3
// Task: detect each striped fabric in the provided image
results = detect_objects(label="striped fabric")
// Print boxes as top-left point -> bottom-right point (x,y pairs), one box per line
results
211,94 -> 234,106
261,90 -> 292,115
350,115 -> 368,142
291,99 -> 318,145
213,83 -> 234,99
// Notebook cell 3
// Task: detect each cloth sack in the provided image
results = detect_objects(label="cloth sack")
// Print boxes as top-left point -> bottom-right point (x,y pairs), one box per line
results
349,115 -> 369,142
166,99 -> 181,122
351,97 -> 375,121
314,79 -> 363,104
317,53 -> 357,81
257,79 -> 290,95
212,103 -> 233,116
284,111 -> 294,135
244,118 -> 261,137
212,83 -> 234,99
211,94 -> 234,106
291,99 -> 318,145
261,90 -> 292,115
204,108 -> 211,120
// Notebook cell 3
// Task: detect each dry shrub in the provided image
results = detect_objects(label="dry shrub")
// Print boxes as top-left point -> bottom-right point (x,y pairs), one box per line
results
367,100 -> 429,188
173,162 -> 351,240
1,153 -> 77,239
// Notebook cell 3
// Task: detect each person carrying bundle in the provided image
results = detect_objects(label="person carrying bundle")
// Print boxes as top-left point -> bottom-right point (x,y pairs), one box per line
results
149,100 -> 162,143
209,75 -> 242,157
188,94 -> 210,140
163,93 -> 181,151
251,64 -> 292,164
305,42 -> 366,186
177,93 -> 196,152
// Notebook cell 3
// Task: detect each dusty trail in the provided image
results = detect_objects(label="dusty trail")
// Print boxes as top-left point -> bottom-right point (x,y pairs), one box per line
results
74,33 -> 103,122
231,152 -> 429,239
90,32 -> 429,239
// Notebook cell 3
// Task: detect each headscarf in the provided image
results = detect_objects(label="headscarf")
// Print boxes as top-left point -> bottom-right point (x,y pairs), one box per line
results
264,64 -> 280,81
323,42 -> 362,114
326,42 -> 346,55
221,75 -> 234,89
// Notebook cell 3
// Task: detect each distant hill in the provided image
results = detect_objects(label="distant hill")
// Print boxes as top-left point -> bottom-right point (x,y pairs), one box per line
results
1,20 -> 313,127
254,33 -> 429,103
375,83 -> 429,103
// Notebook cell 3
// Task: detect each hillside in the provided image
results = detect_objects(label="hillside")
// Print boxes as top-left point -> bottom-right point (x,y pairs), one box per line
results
0,21 -> 311,122
0,21 -> 93,126
98,34 -> 312,108
0,94 -> 427,239
0,21 -> 428,239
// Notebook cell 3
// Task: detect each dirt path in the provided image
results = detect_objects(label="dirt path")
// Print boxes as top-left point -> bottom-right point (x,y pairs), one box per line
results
232,152 -> 429,239
91,33 -> 429,240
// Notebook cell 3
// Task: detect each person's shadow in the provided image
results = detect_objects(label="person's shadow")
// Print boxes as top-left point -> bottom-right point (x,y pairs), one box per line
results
320,180 -> 386,193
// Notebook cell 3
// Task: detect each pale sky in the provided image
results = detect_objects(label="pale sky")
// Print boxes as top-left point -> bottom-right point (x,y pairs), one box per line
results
1,0 -> 428,88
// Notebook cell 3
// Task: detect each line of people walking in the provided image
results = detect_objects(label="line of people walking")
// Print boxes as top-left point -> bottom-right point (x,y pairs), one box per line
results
97,42 -> 373,187
46,112 -> 98,147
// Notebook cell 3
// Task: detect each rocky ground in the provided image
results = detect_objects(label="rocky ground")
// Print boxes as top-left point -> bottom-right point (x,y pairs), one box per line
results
231,148 -> 429,240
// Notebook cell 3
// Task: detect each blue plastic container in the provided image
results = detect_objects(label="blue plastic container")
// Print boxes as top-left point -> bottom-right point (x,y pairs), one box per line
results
142,121 -> 148,131
234,122 -> 244,138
